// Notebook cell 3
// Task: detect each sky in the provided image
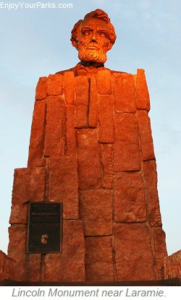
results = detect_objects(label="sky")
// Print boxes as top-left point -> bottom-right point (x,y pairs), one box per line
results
0,0 -> 180,256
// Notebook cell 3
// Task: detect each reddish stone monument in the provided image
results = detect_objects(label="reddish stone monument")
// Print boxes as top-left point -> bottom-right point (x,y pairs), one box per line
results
1,9 -> 179,284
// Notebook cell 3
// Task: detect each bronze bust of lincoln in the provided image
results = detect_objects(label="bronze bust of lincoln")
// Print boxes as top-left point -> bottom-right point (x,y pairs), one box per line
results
57,9 -> 117,76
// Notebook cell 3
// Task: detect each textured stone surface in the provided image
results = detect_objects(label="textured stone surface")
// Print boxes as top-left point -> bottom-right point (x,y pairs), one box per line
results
0,251 -> 14,281
99,95 -> 114,143
8,225 -> 26,281
101,144 -> 113,189
8,225 -> 41,281
113,73 -> 136,113
152,227 -> 167,279
44,96 -> 66,157
75,76 -> 89,127
28,100 -> 46,167
47,74 -> 63,96
97,70 -> 112,94
85,237 -> 114,281
114,114 -> 141,171
9,204 -> 28,225
113,223 -> 156,281
76,129 -> 102,189
143,160 -> 162,226
44,220 -> 85,282
164,250 -> 181,279
35,77 -> 47,100
10,168 -> 45,224
64,71 -> 75,105
23,254 -> 42,282
135,69 -> 150,111
80,190 -> 112,236
137,110 -> 155,161
49,157 -> 79,219
89,77 -> 98,127
65,105 -> 76,156
113,172 -> 146,223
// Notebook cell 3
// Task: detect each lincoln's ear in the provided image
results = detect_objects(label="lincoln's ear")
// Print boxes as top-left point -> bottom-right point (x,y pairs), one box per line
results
107,42 -> 113,51
71,39 -> 79,50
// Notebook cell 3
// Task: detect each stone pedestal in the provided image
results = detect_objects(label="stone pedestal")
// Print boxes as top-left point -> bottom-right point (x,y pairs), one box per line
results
0,251 -> 14,281
7,68 -> 168,282
164,251 -> 181,279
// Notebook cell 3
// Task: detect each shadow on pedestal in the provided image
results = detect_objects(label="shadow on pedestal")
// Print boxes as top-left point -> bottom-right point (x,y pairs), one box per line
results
1,278 -> 181,286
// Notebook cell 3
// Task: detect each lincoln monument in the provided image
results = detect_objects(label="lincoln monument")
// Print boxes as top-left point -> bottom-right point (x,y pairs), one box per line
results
0,9 -> 180,284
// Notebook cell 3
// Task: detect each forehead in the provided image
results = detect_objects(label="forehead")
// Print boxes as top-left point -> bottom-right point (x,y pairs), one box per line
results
81,18 -> 109,31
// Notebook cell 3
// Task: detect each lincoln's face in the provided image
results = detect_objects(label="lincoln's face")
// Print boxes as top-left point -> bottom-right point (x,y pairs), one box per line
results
77,18 -> 112,64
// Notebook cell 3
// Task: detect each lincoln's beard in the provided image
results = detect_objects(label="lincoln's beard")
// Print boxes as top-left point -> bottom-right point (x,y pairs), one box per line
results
78,48 -> 107,64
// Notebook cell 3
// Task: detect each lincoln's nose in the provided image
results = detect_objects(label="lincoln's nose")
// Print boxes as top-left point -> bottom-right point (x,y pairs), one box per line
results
91,29 -> 97,42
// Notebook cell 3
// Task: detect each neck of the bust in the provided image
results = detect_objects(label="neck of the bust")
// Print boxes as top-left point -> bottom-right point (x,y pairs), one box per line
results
80,61 -> 104,68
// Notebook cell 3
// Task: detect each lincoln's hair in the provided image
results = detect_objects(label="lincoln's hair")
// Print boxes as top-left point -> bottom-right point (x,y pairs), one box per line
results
71,9 -> 117,49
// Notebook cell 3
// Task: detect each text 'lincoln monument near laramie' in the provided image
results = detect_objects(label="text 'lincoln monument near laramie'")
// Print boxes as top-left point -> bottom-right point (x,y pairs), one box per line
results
1,9 -> 181,284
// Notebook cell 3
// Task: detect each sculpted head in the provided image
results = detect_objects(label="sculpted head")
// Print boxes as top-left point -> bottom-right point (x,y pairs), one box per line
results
71,9 -> 116,64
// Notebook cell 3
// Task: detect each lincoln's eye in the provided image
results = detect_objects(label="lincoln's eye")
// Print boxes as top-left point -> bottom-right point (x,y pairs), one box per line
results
83,30 -> 91,37
98,31 -> 107,38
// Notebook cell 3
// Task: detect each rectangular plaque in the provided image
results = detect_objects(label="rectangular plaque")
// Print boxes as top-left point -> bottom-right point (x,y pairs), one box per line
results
27,202 -> 63,253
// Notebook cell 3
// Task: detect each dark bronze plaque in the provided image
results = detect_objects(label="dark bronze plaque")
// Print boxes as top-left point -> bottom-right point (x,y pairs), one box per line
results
27,202 -> 62,253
